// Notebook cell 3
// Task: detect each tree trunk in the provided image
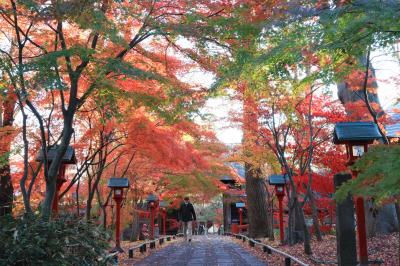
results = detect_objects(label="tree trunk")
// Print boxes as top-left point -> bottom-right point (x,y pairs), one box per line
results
309,191 -> 322,241
245,164 -> 270,238
0,163 -> 13,216
86,191 -> 94,221
288,200 -> 295,244
268,205 -> 275,240
306,85 -> 322,241
0,93 -> 16,216
102,191 -> 112,230
130,205 -> 140,241
294,196 -> 312,254
242,84 -> 270,238
267,192 -> 275,240
286,166 -> 312,254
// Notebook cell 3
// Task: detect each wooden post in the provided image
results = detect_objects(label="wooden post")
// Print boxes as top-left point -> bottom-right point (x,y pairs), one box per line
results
355,196 -> 368,265
334,173 -> 357,266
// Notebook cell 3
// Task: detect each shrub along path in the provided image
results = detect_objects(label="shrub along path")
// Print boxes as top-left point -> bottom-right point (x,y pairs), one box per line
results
132,234 -> 267,266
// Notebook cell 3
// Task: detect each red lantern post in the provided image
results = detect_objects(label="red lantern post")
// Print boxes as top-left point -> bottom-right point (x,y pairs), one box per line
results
146,194 -> 159,239
268,174 -> 287,244
108,177 -> 129,253
114,188 -> 123,250
349,144 -> 369,265
276,185 -> 285,244
334,122 -> 382,265
36,146 -> 76,217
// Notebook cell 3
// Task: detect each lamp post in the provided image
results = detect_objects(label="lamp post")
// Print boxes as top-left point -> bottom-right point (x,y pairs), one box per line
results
107,177 -> 129,253
268,174 -> 287,244
235,202 -> 245,232
147,194 -> 159,239
333,122 -> 382,265
36,146 -> 76,216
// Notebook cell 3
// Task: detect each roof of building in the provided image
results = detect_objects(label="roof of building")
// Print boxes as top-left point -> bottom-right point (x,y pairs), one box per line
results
107,177 -> 129,188
235,202 -> 245,208
36,146 -> 76,164
268,174 -> 287,185
333,122 -> 382,144
146,194 -> 158,202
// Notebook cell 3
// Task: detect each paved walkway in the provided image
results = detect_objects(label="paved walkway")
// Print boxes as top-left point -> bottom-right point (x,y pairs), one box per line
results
133,235 -> 267,266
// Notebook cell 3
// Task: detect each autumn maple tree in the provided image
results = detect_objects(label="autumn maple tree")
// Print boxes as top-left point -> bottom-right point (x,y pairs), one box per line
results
0,0 -> 230,220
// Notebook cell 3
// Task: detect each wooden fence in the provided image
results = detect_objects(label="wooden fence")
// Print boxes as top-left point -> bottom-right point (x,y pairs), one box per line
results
226,232 -> 309,266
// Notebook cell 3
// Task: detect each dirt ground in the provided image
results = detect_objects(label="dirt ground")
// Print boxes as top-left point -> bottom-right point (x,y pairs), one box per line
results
232,232 -> 399,266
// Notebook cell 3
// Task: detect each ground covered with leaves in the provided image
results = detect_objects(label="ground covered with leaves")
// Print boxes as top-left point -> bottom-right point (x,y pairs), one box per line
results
232,233 -> 399,266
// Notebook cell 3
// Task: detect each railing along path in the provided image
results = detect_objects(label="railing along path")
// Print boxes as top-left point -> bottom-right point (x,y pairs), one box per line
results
226,232 -> 309,266
106,233 -> 184,264
128,233 -> 184,258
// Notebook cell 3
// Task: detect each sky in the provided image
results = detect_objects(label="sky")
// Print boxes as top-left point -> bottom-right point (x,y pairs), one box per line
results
193,51 -> 400,145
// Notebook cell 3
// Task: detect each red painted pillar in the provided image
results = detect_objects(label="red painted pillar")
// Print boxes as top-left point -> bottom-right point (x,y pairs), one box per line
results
351,169 -> 368,265
52,164 -> 66,216
239,208 -> 243,226
115,197 -> 122,249
278,196 -> 284,243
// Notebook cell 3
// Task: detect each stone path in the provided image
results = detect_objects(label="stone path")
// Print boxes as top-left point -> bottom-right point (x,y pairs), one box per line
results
133,235 -> 267,266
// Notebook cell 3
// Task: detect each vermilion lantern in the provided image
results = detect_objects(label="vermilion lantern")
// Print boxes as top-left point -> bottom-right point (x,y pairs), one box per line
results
147,194 -> 159,239
36,145 -> 76,216
108,177 -> 129,253
333,121 -> 382,265
268,174 -> 288,244
235,202 -> 245,227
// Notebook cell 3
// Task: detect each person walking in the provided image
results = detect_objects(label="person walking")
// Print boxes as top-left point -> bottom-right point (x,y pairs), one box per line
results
178,196 -> 196,242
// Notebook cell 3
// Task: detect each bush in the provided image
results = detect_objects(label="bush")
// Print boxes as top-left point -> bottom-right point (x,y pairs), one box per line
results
0,215 -> 112,266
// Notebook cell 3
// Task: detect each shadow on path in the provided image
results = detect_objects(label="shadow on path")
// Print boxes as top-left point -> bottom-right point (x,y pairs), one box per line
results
133,235 -> 267,266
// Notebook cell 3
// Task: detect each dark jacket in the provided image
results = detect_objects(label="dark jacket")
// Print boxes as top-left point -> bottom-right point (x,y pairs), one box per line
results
178,202 -> 196,222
